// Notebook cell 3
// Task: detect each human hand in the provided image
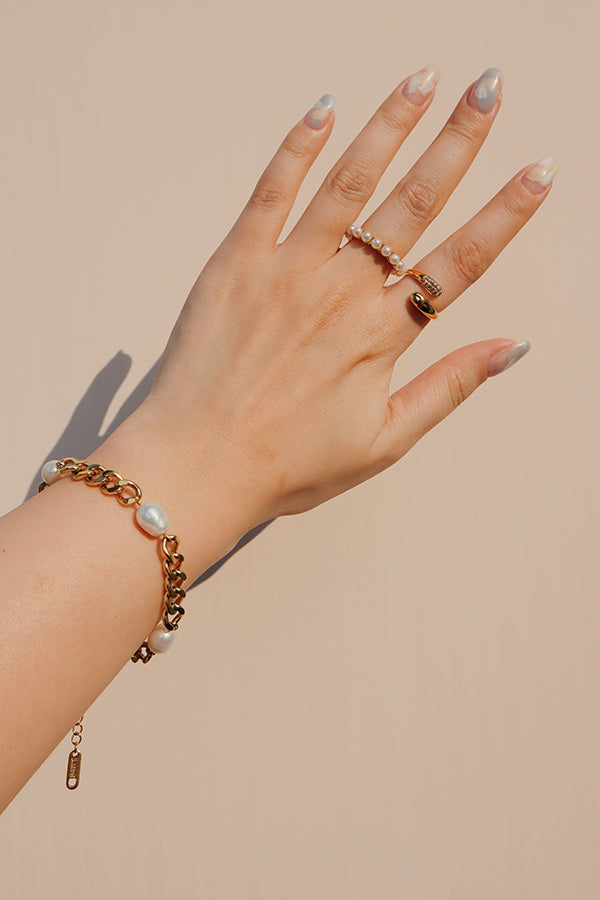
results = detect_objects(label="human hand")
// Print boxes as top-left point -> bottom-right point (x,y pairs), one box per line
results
121,66 -> 553,547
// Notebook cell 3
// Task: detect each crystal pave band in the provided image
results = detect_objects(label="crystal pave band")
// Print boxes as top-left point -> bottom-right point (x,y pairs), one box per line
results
405,267 -> 443,319
344,225 -> 443,320
405,268 -> 443,298
345,224 -> 407,277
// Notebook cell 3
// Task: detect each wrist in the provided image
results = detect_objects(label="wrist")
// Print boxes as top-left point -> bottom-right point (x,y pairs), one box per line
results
92,407 -> 273,583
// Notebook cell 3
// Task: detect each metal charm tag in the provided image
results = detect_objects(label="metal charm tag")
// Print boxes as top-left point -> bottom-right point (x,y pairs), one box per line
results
66,749 -> 82,790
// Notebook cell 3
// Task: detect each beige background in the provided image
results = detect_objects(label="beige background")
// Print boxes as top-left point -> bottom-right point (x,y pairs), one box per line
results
1,0 -> 598,897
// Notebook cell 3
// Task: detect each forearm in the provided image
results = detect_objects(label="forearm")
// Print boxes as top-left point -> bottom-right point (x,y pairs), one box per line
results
1,65 -> 551,814
0,416 -> 264,813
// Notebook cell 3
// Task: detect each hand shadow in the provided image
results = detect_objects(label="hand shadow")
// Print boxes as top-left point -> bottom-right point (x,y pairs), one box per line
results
25,350 -> 272,587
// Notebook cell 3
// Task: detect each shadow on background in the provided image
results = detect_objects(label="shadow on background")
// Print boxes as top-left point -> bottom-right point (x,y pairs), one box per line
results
25,350 -> 272,588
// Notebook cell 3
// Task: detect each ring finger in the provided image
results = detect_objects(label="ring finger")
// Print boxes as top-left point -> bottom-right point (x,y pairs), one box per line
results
382,157 -> 557,355
342,67 -> 505,285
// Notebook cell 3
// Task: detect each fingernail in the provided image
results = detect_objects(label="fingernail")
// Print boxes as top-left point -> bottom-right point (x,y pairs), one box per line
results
467,67 -> 503,113
522,157 -> 557,194
402,65 -> 440,106
487,340 -> 531,377
304,93 -> 335,129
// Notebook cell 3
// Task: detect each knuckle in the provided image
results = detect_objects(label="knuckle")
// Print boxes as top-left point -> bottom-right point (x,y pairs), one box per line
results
445,367 -> 472,410
280,132 -> 311,163
353,300 -> 404,364
362,315 -> 396,358
499,185 -> 531,219
325,160 -> 372,205
445,114 -> 483,148
378,103 -> 409,137
398,178 -> 440,223
248,179 -> 288,211
447,236 -> 488,283
313,285 -> 352,330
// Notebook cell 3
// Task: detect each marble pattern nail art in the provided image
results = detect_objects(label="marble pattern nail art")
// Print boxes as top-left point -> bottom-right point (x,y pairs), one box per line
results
402,65 -> 441,105
304,94 -> 335,129
468,67 -> 503,113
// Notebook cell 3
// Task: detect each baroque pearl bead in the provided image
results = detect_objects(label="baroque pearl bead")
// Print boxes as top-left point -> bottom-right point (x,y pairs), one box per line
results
136,502 -> 169,537
147,623 -> 176,653
41,460 -> 61,484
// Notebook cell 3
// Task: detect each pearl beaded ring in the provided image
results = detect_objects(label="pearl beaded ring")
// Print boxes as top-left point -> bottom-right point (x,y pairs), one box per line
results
345,224 -> 407,277
344,224 -> 444,319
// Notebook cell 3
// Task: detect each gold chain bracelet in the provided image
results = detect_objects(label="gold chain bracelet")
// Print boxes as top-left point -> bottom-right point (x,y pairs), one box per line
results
38,457 -> 188,790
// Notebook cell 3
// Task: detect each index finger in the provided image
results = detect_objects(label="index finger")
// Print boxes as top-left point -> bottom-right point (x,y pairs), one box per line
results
284,65 -> 440,261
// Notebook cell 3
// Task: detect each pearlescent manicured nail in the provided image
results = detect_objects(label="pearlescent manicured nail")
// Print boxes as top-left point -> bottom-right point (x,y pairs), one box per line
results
304,93 -> 335,129
468,67 -> 503,113
522,157 -> 557,194
402,65 -> 440,105
487,340 -> 531,377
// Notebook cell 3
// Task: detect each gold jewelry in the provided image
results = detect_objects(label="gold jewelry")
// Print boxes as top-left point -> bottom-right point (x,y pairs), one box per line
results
66,717 -> 84,790
405,268 -> 443,298
38,457 -> 188,790
409,291 -> 438,319
344,225 -> 444,319
345,224 -> 407,277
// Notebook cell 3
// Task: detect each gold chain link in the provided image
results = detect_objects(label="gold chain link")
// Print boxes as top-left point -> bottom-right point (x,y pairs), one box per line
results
66,716 -> 84,789
38,458 -> 188,787
71,717 -> 84,746
38,457 -> 187,663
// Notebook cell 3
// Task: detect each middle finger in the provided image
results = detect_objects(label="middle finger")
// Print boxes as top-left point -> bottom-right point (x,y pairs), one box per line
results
342,67 -> 504,285
284,65 -> 441,260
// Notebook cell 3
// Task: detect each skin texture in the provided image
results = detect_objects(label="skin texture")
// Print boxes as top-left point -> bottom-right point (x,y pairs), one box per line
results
0,67 -> 554,812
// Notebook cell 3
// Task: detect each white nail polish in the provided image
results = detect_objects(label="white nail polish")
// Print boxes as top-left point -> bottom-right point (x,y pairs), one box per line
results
522,158 -> 557,194
487,340 -> 531,377
402,65 -> 440,106
304,94 -> 335,129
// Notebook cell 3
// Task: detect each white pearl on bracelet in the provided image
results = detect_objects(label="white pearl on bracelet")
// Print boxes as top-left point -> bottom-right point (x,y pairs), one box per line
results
360,231 -> 373,243
370,237 -> 383,250
136,502 -> 169,537
41,460 -> 61,484
380,245 -> 392,257
147,623 -> 176,653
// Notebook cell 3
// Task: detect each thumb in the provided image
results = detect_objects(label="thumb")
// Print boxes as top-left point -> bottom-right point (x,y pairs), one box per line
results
382,338 -> 531,461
